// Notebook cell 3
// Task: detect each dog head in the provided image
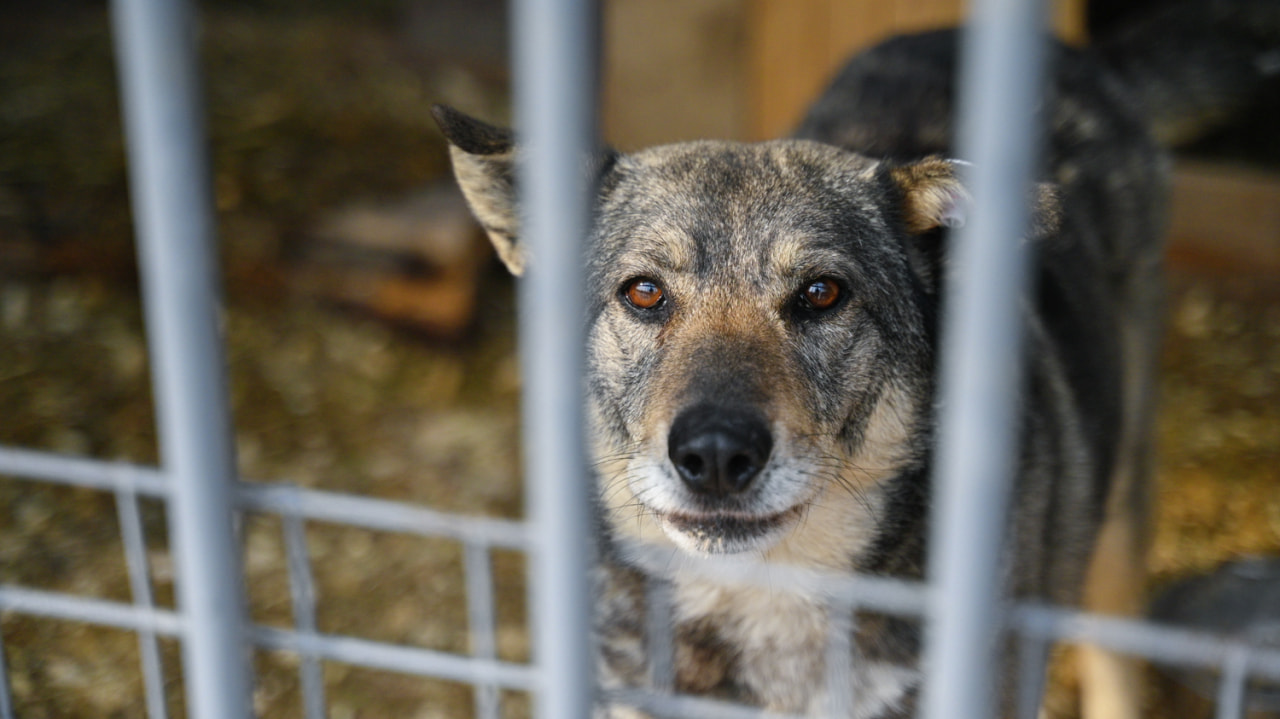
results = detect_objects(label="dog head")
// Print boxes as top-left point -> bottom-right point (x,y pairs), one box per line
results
435,106 -> 1057,567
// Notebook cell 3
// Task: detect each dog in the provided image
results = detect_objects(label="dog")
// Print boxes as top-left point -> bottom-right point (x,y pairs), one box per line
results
434,2 -> 1279,716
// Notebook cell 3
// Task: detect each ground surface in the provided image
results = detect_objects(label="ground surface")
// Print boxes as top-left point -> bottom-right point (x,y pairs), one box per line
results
0,4 -> 1277,718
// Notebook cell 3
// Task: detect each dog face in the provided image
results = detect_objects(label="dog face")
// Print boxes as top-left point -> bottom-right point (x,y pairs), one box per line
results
583,140 -> 947,561
434,107 -> 1012,566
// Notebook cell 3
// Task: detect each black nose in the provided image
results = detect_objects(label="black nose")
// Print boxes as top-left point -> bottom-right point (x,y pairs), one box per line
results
667,405 -> 773,497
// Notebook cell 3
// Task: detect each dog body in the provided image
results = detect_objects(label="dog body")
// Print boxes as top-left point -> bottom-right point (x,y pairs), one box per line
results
583,33 -> 1160,714
436,4 -> 1278,716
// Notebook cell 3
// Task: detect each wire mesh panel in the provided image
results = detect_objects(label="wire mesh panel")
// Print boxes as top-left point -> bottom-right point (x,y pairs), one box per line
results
1,0 -> 1279,718
0,0 -> 558,715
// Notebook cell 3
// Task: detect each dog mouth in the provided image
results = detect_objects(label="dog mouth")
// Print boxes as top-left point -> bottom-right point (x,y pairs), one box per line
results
658,505 -> 805,555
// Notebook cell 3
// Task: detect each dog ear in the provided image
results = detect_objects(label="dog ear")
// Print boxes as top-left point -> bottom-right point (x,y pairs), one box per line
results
887,156 -> 971,234
887,156 -> 1063,239
431,105 -> 526,274
886,157 -> 1063,289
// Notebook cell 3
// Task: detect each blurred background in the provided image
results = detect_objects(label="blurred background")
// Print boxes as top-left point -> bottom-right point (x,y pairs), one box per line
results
0,0 -> 1276,717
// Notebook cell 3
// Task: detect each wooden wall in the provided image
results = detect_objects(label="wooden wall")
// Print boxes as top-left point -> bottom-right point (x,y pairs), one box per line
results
599,0 -> 1277,274
746,0 -> 1085,139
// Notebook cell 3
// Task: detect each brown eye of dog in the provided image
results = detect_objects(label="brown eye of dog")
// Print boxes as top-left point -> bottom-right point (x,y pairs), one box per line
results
802,278 -> 840,311
624,278 -> 664,309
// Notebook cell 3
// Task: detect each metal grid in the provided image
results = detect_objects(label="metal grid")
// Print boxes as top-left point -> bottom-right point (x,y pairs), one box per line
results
0,0 -> 1278,718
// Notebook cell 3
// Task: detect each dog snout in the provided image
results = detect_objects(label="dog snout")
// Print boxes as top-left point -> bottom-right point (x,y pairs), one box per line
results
667,405 -> 773,498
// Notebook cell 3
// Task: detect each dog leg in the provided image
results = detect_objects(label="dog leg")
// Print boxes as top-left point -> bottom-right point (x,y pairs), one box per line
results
1075,270 -> 1162,719
1078,475 -> 1147,719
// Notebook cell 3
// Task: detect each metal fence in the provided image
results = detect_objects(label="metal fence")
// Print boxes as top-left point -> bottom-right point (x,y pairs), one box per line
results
0,0 -> 1278,718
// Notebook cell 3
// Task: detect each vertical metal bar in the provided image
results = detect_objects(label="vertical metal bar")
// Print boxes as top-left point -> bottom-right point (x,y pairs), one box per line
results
0,621 -> 13,719
920,0 -> 1048,717
116,488 -> 170,719
1215,647 -> 1250,719
823,600 -> 856,716
282,513 -> 326,719
1015,632 -> 1051,719
645,578 -> 675,693
511,0 -> 599,717
464,543 -> 500,719
109,0 -> 252,717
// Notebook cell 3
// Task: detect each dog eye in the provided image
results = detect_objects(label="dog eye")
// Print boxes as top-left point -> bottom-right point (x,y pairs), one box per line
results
799,278 -> 841,312
622,278 -> 665,310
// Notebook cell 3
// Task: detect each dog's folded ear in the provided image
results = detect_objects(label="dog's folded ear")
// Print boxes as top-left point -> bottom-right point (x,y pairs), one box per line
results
886,155 -> 1063,240
431,105 -> 525,274
885,156 -> 1063,289
887,156 -> 972,235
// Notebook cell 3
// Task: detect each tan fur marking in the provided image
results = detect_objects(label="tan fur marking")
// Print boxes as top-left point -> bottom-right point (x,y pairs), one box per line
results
766,384 -> 916,570
1074,264 -> 1160,719
1078,505 -> 1145,719
1077,494 -> 1146,700
674,621 -> 731,693
766,235 -> 817,280
647,227 -> 699,276
888,157 -> 969,234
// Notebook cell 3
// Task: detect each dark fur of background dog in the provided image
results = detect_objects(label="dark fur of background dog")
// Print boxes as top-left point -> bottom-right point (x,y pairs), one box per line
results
435,2 -> 1280,716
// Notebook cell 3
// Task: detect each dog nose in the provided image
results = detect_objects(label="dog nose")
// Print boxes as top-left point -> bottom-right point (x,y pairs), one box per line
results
667,405 -> 773,497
